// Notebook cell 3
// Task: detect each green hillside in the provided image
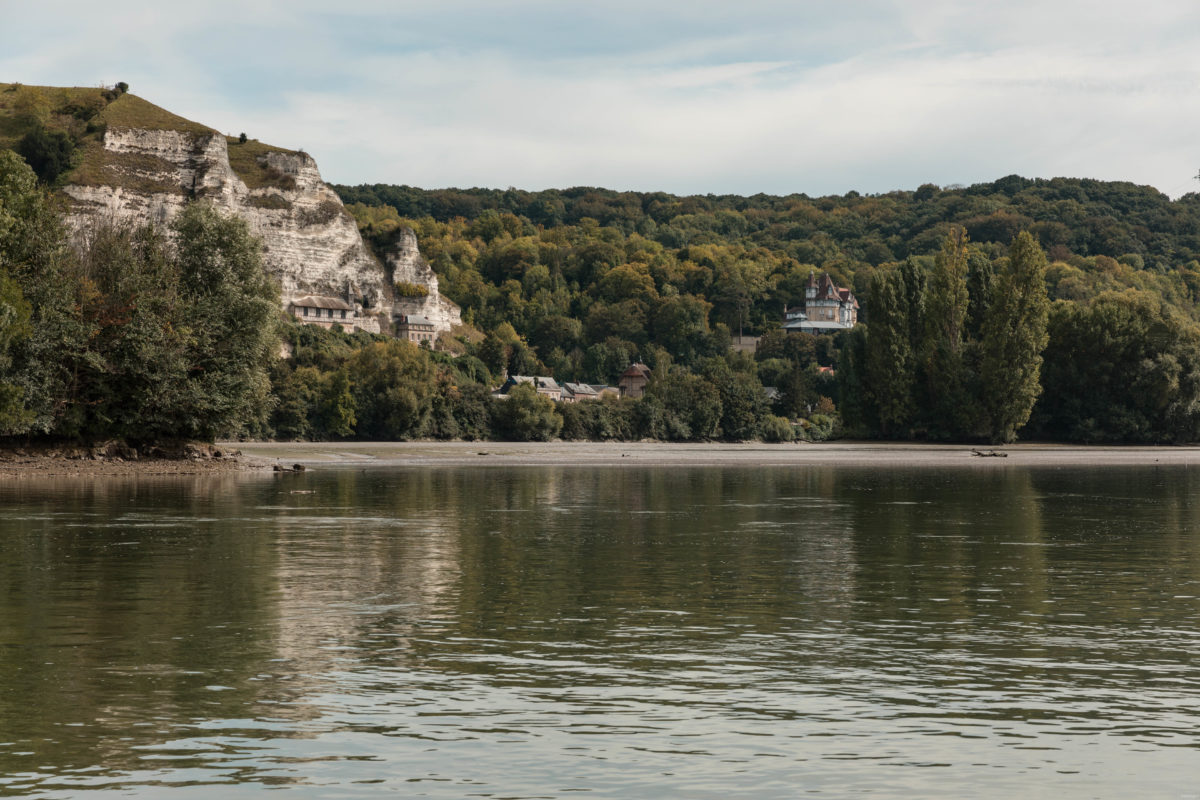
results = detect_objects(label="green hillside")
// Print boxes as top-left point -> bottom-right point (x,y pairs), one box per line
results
332,180 -> 1200,443
0,82 -> 296,191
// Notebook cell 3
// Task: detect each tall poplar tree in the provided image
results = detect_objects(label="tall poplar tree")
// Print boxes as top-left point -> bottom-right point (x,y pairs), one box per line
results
980,231 -> 1050,443
865,269 -> 914,436
923,227 -> 971,437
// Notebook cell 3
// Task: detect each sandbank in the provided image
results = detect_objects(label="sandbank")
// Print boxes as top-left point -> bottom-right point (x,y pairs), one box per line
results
229,440 -> 1200,469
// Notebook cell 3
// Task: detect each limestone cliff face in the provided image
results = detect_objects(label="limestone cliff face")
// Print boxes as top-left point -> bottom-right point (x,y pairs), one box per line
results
386,228 -> 463,331
62,126 -> 457,336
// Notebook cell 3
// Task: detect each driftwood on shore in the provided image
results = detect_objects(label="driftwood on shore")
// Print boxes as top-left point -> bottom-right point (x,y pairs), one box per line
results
971,449 -> 1008,458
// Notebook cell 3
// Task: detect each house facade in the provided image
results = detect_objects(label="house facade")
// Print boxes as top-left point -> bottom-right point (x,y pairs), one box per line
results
618,363 -> 652,398
561,382 -> 599,403
288,295 -> 359,331
497,375 -> 564,402
783,272 -> 858,334
395,314 -> 437,346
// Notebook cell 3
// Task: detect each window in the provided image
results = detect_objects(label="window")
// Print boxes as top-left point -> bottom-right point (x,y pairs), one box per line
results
302,307 -> 309,317
340,309 -> 347,319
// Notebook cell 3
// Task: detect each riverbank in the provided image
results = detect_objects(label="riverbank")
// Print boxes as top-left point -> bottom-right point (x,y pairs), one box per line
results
0,442 -> 261,479
5,440 -> 1199,478
228,440 -> 1200,468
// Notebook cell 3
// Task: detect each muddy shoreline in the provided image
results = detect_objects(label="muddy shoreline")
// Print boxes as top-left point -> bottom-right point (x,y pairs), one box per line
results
229,440 -> 1200,469
3,440 -> 1199,478
0,441 -> 266,479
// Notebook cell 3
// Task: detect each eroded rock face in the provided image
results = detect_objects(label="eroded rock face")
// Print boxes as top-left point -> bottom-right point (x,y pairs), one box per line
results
386,228 -> 463,331
62,127 -> 458,336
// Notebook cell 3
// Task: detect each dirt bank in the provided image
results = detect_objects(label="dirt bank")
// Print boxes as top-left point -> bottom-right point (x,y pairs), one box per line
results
0,441 -> 266,479
226,440 -> 1200,469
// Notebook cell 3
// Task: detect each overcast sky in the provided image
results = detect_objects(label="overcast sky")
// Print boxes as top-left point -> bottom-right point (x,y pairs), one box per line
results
4,1 -> 1200,197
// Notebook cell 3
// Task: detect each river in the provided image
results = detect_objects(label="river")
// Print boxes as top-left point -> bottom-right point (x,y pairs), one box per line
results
1,462 -> 1198,797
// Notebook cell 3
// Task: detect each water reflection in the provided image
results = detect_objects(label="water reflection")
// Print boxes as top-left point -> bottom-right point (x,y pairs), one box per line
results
1,466 -> 1199,797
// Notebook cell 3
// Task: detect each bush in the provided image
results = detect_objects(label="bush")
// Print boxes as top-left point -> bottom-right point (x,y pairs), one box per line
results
16,127 -> 76,184
394,281 -> 430,298
493,382 -> 562,441
761,414 -> 795,442
802,414 -> 839,441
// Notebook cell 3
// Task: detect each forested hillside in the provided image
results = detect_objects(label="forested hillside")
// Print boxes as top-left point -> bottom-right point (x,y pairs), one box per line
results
327,178 -> 1200,443
337,177 -> 1200,325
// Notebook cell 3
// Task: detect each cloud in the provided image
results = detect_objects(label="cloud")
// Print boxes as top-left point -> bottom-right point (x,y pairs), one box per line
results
4,1 -> 1200,196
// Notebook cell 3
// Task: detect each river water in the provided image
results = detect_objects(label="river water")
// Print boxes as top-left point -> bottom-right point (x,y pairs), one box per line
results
1,464 -> 1198,798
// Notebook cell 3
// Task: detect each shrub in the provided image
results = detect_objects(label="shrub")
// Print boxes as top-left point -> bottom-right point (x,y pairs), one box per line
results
761,414 -> 795,442
493,382 -> 562,441
16,126 -> 76,184
394,281 -> 429,298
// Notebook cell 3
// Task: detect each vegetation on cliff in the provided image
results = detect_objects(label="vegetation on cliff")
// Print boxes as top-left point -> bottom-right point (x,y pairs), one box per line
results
0,83 -> 296,194
0,151 -> 277,443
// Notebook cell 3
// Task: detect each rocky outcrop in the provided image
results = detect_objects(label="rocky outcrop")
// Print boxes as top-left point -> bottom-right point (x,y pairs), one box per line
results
62,126 -> 457,336
385,228 -> 462,332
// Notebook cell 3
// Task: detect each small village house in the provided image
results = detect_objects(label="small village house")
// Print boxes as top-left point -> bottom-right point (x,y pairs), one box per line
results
395,314 -> 437,346
618,363 -> 651,399
561,382 -> 600,403
288,295 -> 359,331
496,375 -> 564,402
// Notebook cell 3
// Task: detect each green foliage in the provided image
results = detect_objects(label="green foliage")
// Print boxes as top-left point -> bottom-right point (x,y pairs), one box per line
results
922,227 -> 973,438
559,395 -> 637,441
171,202 -> 280,440
1032,292 -> 1200,443
0,266 -> 30,431
0,149 -> 77,434
865,268 -> 915,435
980,231 -> 1051,442
16,126 -> 76,184
492,381 -> 562,441
0,152 -> 282,444
802,414 -> 839,441
57,220 -> 186,440
760,414 -> 795,442
344,340 -> 437,439
844,227 -> 1050,442
393,281 -> 429,298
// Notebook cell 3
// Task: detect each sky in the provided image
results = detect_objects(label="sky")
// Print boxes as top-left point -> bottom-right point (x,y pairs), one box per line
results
3,0 -> 1200,198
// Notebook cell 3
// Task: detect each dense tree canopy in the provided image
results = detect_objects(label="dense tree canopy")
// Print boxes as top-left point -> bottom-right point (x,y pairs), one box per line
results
0,151 -> 278,444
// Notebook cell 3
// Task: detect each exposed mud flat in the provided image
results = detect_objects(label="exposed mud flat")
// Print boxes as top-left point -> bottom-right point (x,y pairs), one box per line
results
228,440 -> 1200,469
0,442 -> 263,479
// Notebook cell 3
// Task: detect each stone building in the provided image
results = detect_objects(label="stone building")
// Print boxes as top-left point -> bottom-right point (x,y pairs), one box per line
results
288,295 -> 358,331
395,314 -> 437,346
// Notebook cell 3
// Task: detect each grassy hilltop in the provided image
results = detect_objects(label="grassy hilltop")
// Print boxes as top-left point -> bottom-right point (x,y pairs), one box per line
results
0,82 -> 298,192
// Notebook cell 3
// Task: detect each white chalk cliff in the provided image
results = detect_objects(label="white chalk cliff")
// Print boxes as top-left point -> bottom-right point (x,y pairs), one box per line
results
62,126 -> 457,335
386,228 -> 462,330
